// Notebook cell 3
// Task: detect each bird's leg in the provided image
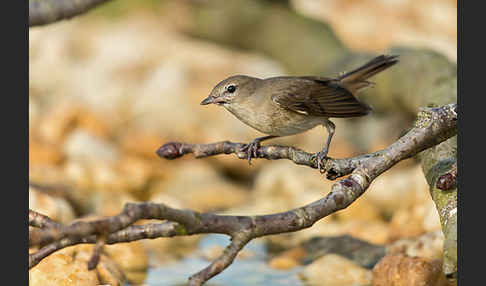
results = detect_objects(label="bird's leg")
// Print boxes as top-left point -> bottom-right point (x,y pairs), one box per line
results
311,120 -> 336,173
240,135 -> 278,165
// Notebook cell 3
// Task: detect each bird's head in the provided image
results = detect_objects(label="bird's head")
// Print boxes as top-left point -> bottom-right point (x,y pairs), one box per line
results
200,75 -> 259,107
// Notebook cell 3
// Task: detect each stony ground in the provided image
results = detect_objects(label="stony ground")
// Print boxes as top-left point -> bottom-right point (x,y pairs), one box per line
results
29,1 -> 456,285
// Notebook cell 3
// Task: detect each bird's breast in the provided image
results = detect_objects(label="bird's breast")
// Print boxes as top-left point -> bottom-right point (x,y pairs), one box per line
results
223,100 -> 326,136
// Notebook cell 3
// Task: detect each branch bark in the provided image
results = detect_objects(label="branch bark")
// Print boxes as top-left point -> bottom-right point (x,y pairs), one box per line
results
419,135 -> 457,277
29,0 -> 113,27
29,103 -> 457,285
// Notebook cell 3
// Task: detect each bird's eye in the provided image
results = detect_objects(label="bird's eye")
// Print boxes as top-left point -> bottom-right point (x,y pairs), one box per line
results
226,85 -> 236,93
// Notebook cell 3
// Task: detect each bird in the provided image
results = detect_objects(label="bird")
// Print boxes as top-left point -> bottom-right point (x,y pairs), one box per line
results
200,55 -> 399,172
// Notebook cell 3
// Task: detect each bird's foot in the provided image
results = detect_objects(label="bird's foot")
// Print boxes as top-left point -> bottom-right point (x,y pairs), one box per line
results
311,150 -> 328,174
240,140 -> 261,165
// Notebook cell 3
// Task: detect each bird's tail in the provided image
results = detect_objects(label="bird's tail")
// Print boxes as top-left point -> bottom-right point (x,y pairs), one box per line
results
338,55 -> 399,91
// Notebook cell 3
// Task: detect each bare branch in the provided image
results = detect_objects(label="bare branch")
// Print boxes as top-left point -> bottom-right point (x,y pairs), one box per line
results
29,201 -> 204,247
189,233 -> 251,286
87,236 -> 106,270
157,104 -> 457,180
29,210 -> 63,229
29,0 -> 113,27
29,103 -> 457,285
29,221 -> 184,269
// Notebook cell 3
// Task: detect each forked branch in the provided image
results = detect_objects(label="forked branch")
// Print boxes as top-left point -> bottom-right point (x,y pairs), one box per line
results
29,103 -> 457,286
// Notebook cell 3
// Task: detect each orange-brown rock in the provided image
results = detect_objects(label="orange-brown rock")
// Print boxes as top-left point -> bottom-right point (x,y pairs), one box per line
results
29,245 -> 126,286
299,254 -> 372,286
372,253 -> 448,286
268,246 -> 306,270
29,139 -> 64,166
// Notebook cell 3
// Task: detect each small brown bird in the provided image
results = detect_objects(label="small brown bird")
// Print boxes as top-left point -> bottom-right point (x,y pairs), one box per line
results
200,55 -> 399,171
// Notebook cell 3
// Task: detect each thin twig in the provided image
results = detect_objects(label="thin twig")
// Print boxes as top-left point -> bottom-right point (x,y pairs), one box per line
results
189,233 -> 251,285
29,221 -> 184,269
87,236 -> 106,270
29,210 -> 63,229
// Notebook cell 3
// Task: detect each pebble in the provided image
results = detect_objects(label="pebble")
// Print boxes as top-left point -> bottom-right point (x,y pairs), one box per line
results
372,253 -> 448,286
299,254 -> 372,286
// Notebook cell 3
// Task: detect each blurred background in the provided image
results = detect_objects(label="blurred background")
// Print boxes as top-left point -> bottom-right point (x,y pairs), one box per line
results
29,0 -> 457,285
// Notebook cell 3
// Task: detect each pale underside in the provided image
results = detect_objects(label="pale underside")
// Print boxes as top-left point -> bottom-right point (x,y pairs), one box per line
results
223,98 -> 329,136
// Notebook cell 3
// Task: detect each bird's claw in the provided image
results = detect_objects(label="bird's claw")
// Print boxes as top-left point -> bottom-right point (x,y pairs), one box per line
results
311,151 -> 328,174
241,140 -> 260,165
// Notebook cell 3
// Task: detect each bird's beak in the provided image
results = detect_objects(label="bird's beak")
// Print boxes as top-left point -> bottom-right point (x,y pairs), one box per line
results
200,96 -> 214,105
201,96 -> 227,105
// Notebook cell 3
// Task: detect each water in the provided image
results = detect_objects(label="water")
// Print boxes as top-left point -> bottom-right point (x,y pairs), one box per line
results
144,234 -> 304,286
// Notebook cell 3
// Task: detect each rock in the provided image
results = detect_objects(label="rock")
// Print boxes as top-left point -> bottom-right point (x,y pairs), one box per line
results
388,199 -> 441,241
331,196 -> 382,223
63,156 -> 151,204
252,160 -> 335,213
29,186 -> 75,224
119,131 -> 167,159
114,155 -> 156,199
422,201 -> 443,233
29,164 -> 67,187
93,255 -> 126,286
340,220 -> 390,245
299,254 -> 372,286
129,60 -> 194,136
36,99 -> 112,142
387,230 -> 445,262
158,161 -> 250,211
142,235 -> 201,267
104,242 -> 149,285
29,96 -> 41,127
372,253 -> 448,286
29,244 -> 126,286
292,0 -> 457,61
63,129 -> 119,163
149,192 -> 184,209
203,154 -> 262,181
37,101 -> 81,145
62,160 -> 94,191
363,165 -> 431,217
29,139 -> 65,166
300,235 -> 386,269
75,110 -> 112,139
175,181 -> 249,211
68,244 -> 127,286
60,161 -> 102,213
268,247 -> 306,270
29,252 -> 100,286
262,220 -> 343,251
63,160 -> 122,203
339,114 -> 407,154
90,191 -> 139,217
268,254 -> 301,270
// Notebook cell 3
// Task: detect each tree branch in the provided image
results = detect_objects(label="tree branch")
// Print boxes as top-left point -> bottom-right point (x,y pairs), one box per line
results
29,221 -> 183,268
29,209 -> 63,229
29,103 -> 457,285
157,104 -> 457,180
29,0 -> 113,27
189,232 -> 251,285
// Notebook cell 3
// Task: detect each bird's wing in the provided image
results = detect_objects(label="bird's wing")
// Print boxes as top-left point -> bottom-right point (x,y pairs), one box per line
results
270,77 -> 372,118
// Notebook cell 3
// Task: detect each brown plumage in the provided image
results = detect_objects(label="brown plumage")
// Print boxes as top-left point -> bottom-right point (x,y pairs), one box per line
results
270,77 -> 372,118
200,55 -> 399,171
